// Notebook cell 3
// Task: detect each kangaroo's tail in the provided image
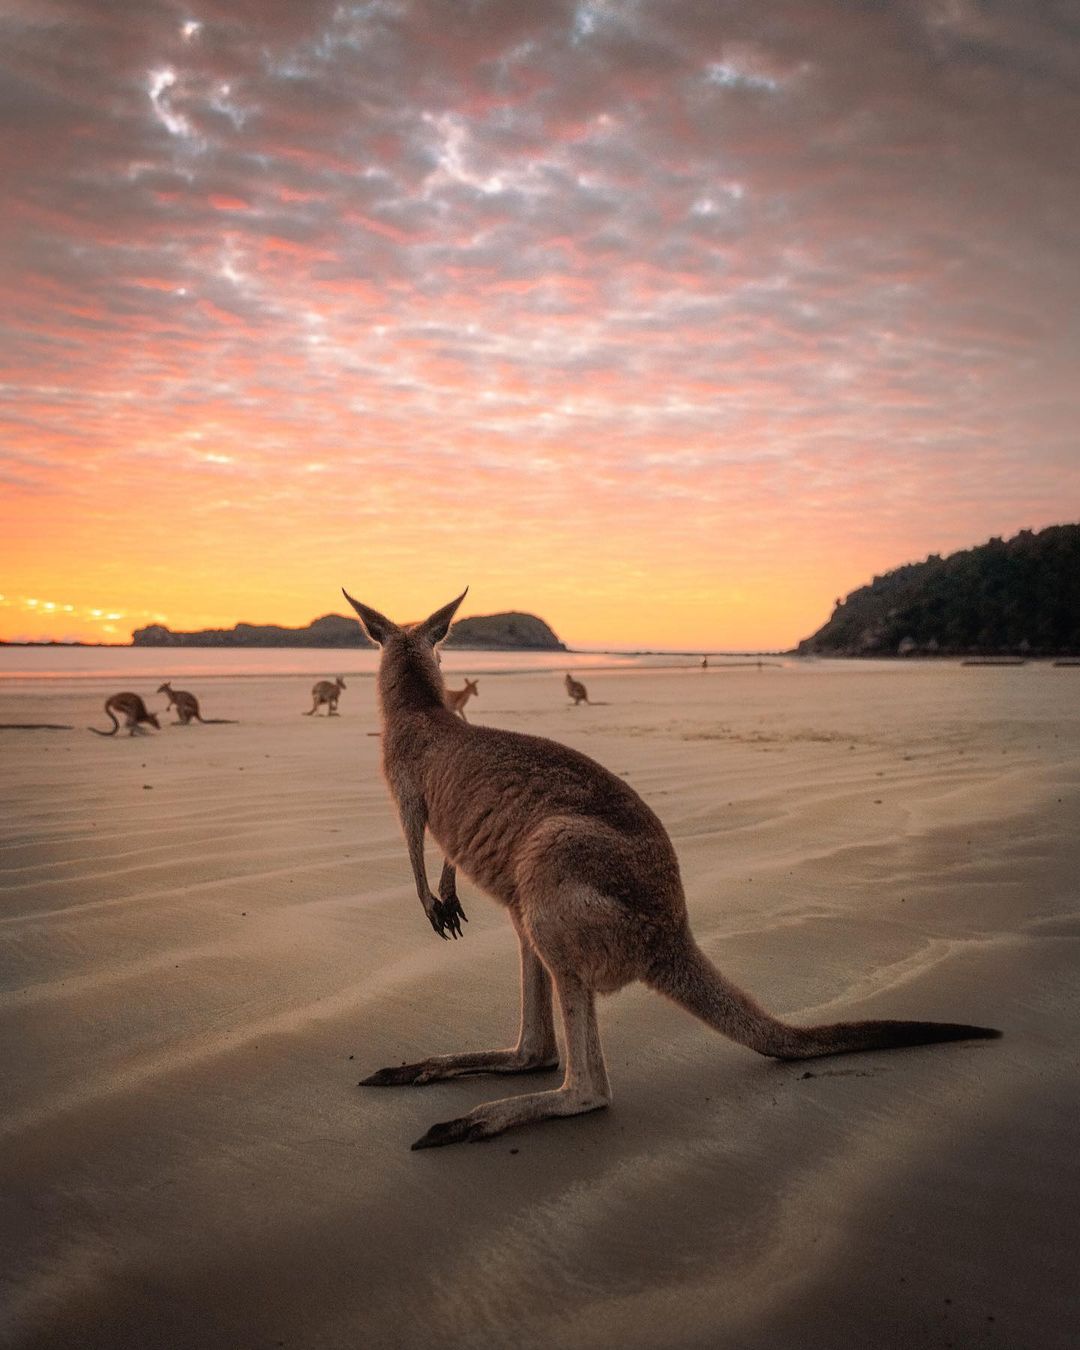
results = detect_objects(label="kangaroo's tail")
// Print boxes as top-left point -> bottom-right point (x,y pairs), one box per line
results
646,931 -> 1001,1060
199,718 -> 237,724
88,706 -> 120,737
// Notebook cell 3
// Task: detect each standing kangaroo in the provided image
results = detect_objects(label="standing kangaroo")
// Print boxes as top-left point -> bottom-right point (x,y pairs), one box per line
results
305,677 -> 346,716
157,682 -> 236,725
565,672 -> 590,705
89,692 -> 161,737
444,678 -> 479,721
345,590 -> 999,1151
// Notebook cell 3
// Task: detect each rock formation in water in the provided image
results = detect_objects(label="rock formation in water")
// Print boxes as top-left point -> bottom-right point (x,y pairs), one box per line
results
132,610 -> 567,651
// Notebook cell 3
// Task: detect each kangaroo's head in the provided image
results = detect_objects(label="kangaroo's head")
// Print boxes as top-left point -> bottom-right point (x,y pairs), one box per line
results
336,677 -> 346,690
146,711 -> 161,729
342,589 -> 467,713
157,682 -> 172,694
465,678 -> 479,696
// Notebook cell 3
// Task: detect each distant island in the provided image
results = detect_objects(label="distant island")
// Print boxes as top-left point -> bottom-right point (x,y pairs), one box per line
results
796,523 -> 1080,657
131,610 -> 567,651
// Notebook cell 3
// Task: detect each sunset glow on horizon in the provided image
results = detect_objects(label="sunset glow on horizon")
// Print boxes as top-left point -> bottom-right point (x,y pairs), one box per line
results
2,2 -> 1077,649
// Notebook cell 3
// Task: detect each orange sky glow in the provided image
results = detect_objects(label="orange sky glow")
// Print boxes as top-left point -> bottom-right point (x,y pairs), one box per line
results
2,3 -> 1077,650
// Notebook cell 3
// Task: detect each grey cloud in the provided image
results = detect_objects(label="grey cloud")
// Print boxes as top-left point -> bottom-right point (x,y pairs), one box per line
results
2,0 -> 1076,525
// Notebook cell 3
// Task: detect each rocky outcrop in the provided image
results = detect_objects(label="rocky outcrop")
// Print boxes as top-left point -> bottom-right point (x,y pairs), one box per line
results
132,610 -> 566,651
796,524 -> 1080,657
443,612 -> 565,650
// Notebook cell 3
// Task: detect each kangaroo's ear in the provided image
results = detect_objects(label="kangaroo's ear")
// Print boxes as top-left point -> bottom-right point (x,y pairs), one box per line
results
415,588 -> 468,646
341,590 -> 400,646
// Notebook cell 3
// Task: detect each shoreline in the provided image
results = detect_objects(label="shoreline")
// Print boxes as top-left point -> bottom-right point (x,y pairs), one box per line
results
2,661 -> 1078,1348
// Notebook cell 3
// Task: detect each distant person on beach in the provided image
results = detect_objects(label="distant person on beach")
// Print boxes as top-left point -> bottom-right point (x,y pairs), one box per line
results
565,673 -> 590,705
88,692 -> 160,737
305,677 -> 346,716
701,656 -> 708,669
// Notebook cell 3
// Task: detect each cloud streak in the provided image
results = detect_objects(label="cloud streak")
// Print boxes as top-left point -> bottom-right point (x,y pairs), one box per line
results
1,0 -> 1077,646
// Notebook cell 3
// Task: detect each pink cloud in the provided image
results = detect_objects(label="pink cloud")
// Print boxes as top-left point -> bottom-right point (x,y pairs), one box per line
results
1,1 -> 1077,646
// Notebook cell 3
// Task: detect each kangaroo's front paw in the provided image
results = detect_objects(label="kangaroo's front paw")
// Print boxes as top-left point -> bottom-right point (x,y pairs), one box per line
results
426,895 -> 467,939
439,893 -> 467,937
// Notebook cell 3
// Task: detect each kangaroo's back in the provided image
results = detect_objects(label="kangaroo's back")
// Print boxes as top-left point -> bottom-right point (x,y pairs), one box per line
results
411,715 -> 682,912
90,692 -> 160,736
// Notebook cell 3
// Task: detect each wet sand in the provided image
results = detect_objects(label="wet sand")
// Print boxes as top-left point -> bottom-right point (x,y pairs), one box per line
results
2,663 -> 1078,1349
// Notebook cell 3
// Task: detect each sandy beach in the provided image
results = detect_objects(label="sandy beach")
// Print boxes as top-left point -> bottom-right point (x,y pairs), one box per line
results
2,661 -> 1078,1349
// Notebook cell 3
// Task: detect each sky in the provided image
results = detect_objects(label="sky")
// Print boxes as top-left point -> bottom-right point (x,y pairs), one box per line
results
1,0 -> 1077,650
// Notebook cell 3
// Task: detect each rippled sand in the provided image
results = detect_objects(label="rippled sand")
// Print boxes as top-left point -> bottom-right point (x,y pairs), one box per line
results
2,663 -> 1078,1349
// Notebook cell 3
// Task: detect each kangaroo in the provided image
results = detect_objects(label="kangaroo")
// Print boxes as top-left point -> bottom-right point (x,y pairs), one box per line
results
565,672 -> 590,705
89,692 -> 161,737
444,678 -> 479,721
345,590 -> 1000,1151
157,682 -> 236,725
305,677 -> 346,716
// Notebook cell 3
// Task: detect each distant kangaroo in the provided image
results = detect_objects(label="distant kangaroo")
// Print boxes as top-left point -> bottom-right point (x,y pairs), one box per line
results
88,692 -> 161,737
345,590 -> 1000,1151
305,677 -> 346,716
157,682 -> 236,725
565,672 -> 590,705
444,678 -> 479,721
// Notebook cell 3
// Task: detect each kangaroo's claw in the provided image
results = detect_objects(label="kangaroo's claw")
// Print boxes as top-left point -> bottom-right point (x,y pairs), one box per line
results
411,1115 -> 490,1149
360,1063 -> 425,1086
429,895 -> 467,939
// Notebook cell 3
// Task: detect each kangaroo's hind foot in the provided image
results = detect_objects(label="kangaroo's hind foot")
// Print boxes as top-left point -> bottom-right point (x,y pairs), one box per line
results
409,971 -> 609,1148
360,1047 -> 559,1087
360,924 -> 557,1090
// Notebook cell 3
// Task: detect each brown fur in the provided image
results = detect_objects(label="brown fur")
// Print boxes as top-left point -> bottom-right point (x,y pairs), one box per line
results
157,682 -> 235,725
158,681 -> 203,724
89,692 -> 161,737
564,672 -> 590,705
345,591 -> 1001,1150
444,678 -> 478,721
305,677 -> 346,716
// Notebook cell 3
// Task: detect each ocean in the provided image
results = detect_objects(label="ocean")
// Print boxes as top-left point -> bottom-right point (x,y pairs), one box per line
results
0,645 -> 772,683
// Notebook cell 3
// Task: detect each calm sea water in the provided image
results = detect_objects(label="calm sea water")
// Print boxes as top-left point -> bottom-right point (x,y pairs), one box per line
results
0,645 -> 747,682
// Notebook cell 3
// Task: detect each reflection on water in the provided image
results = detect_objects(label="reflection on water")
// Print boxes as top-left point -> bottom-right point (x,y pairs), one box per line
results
0,645 -> 765,682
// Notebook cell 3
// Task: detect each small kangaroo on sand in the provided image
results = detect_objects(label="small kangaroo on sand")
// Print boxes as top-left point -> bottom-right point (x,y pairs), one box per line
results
157,682 -> 236,726
89,692 -> 161,737
444,678 -> 479,721
305,677 -> 346,716
344,590 -> 1000,1151
565,672 -> 590,705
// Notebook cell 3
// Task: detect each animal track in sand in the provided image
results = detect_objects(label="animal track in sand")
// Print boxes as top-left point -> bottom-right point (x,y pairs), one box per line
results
682,725 -> 869,747
797,1067 -> 883,1079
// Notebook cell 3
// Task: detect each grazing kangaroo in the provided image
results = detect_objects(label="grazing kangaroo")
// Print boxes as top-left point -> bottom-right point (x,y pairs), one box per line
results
444,678 -> 479,721
565,672 -> 590,705
305,677 -> 346,716
345,590 -> 1000,1151
89,692 -> 161,737
157,682 -> 236,725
